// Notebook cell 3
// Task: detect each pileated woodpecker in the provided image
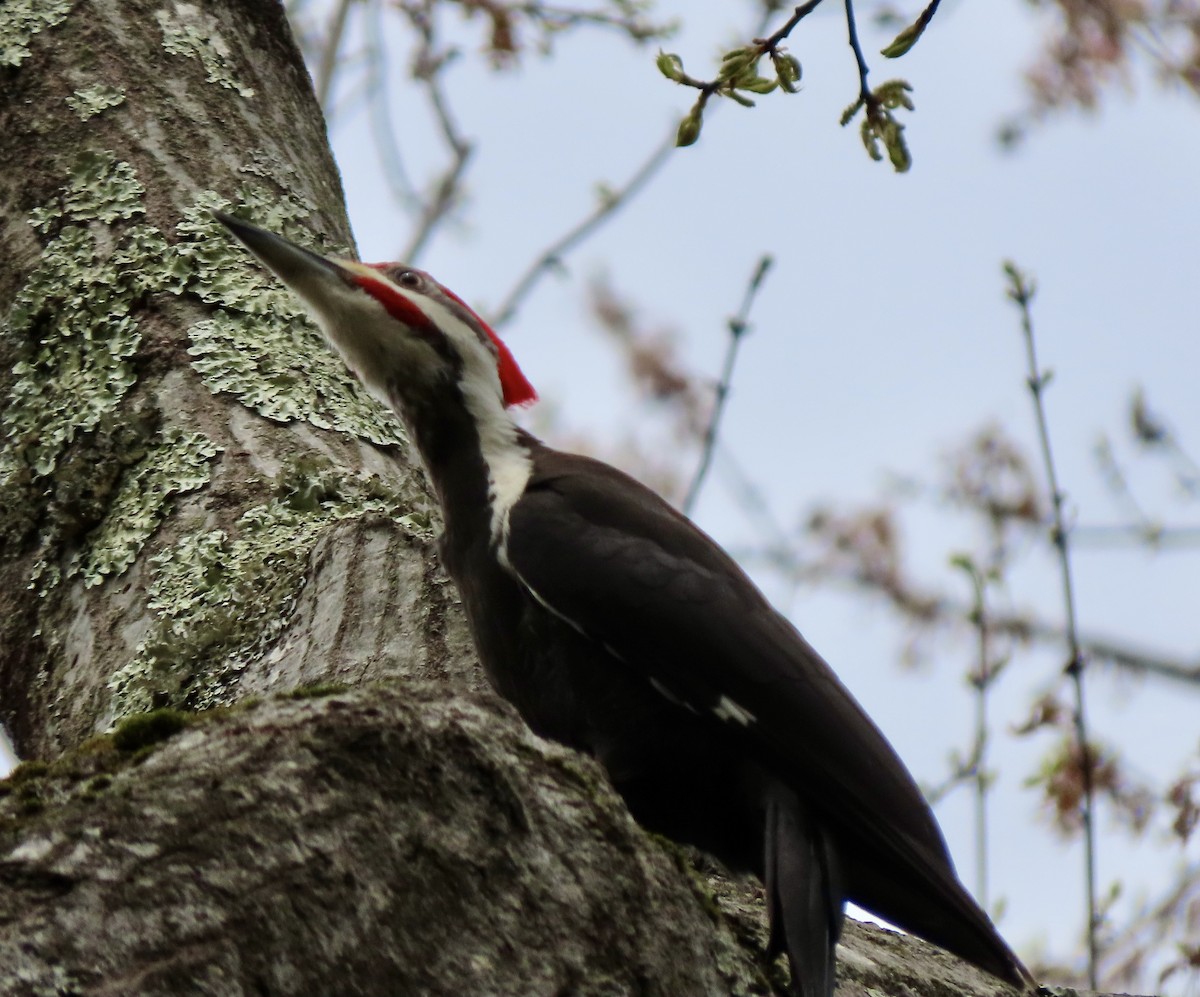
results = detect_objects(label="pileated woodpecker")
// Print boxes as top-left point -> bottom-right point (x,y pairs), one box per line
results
214,212 -> 1035,997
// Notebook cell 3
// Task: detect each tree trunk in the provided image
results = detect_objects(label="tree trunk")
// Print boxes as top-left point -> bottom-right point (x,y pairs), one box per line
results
0,2 -> 1131,994
0,0 -> 477,761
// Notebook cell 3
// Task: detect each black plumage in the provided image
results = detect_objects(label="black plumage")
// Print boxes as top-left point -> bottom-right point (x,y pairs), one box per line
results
431,423 -> 1033,997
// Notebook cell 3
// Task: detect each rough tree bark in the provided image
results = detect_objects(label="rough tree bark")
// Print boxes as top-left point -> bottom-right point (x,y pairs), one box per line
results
0,1 -> 1136,995
0,0 -> 476,760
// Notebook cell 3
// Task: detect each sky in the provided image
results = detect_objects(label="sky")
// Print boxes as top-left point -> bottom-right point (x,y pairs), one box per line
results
329,0 -> 1199,986
3,0 -> 1195,989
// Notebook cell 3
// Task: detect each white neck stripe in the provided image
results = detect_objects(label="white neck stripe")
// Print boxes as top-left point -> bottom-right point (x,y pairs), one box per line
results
407,293 -> 533,545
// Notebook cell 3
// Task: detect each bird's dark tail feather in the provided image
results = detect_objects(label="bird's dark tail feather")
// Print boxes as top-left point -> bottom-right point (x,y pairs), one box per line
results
764,780 -> 845,997
848,837 -> 1038,993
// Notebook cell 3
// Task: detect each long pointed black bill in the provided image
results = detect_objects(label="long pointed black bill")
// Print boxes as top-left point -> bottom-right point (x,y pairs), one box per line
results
212,211 -> 351,297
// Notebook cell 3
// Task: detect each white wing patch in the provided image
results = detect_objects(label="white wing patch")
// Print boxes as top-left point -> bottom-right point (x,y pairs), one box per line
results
505,557 -> 751,729
713,695 -> 756,726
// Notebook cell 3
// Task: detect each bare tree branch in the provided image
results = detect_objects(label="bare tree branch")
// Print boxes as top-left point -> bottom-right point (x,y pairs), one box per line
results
937,556 -> 1011,912
1072,523 -> 1200,548
315,0 -> 361,107
1005,260 -> 1098,988
490,4 -> 783,327
364,0 -> 420,210
1000,0 -> 1200,145
398,2 -> 474,263
683,255 -> 772,516
734,534 -> 1200,689
489,134 -> 676,329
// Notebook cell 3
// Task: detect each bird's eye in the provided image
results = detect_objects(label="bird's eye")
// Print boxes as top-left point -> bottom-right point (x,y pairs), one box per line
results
396,270 -> 421,289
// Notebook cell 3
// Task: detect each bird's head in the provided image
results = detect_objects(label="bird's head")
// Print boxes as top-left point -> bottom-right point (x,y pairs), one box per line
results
213,212 -> 537,415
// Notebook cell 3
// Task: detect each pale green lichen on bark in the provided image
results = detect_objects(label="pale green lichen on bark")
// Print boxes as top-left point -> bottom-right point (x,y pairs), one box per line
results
177,189 -> 407,447
63,151 -> 144,225
72,426 -> 224,587
155,2 -> 255,97
1,152 -> 219,592
4,223 -> 140,477
5,152 -> 152,479
66,84 -> 127,121
2,149 -> 399,597
107,461 -> 427,720
0,0 -> 73,67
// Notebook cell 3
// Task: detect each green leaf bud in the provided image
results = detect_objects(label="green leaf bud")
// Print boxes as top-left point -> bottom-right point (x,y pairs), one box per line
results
881,20 -> 924,59
676,107 -> 703,147
882,120 -> 911,172
773,52 -> 802,93
860,118 -> 882,161
656,51 -> 685,82
741,76 -> 778,94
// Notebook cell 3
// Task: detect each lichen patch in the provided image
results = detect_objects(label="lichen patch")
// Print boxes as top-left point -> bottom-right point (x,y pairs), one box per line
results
176,193 -> 407,447
72,426 -> 223,588
66,84 -> 127,121
106,462 -> 421,722
155,3 -> 255,98
1,151 -> 220,593
0,0 -> 73,68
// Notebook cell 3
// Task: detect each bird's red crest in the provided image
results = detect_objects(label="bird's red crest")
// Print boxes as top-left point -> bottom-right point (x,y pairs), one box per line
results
354,269 -> 537,409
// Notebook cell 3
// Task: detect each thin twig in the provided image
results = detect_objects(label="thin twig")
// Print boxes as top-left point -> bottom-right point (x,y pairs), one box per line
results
760,0 -> 827,51
844,0 -> 872,105
490,5 -> 778,328
364,0 -> 418,210
1133,391 -> 1200,494
399,4 -> 474,264
511,2 -> 672,40
1094,435 -> 1159,535
1162,436 -> 1200,495
840,0 -> 910,170
1005,260 -> 1099,989
683,256 -> 773,515
315,0 -> 359,108
713,447 -> 796,555
489,134 -> 675,328
738,539 -> 1200,686
924,556 -> 1009,878
663,1 -> 822,102
963,559 -> 994,909
1072,523 -> 1200,548
1096,859 -> 1200,989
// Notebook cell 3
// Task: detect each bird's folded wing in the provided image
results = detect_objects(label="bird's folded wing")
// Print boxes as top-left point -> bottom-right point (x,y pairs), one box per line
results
503,449 -> 956,879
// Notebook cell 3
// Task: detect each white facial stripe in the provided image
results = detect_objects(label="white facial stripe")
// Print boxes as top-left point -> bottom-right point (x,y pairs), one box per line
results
302,277 -> 430,406
397,292 -> 532,545
335,259 -> 390,280
312,267 -> 530,545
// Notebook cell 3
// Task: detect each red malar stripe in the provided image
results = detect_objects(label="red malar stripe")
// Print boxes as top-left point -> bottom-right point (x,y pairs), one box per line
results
351,274 -> 438,336
353,271 -> 538,409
